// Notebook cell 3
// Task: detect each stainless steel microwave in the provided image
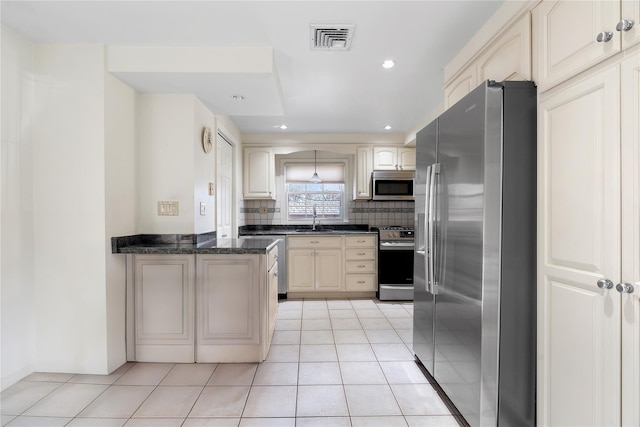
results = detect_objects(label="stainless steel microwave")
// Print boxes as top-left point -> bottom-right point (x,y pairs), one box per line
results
371,170 -> 414,200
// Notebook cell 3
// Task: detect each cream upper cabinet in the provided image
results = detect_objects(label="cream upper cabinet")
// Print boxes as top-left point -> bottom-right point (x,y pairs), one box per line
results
354,146 -> 373,199
444,14 -> 531,109
243,147 -> 275,199
532,0 -> 621,91
444,65 -> 476,109
397,147 -> 416,170
476,14 -> 531,83
621,0 -> 640,49
373,146 -> 415,170
538,53 -> 640,427
621,52 -> 640,427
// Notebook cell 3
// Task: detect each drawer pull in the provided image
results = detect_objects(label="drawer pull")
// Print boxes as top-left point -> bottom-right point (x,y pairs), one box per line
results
357,240 -> 366,243
310,240 -> 319,244
357,280 -> 366,284
357,252 -> 366,256
357,265 -> 366,268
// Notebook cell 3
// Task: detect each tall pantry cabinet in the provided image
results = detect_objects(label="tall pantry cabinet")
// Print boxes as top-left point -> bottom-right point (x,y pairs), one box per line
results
534,0 -> 640,425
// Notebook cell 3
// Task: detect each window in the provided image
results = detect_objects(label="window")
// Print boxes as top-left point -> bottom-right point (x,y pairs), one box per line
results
285,163 -> 345,221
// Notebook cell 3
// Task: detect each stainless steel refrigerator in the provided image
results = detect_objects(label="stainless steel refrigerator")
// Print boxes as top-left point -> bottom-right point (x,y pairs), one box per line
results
413,81 -> 536,426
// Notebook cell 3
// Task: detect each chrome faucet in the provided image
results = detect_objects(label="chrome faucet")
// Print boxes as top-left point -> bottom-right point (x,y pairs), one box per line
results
312,206 -> 318,231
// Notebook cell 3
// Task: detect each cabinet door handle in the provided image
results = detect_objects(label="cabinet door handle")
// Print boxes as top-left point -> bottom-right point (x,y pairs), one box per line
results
597,279 -> 614,289
596,31 -> 613,42
616,283 -> 634,294
616,19 -> 634,32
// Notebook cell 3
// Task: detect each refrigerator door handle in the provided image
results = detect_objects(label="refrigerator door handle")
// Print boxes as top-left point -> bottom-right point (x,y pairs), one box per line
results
428,164 -> 439,295
423,165 -> 432,292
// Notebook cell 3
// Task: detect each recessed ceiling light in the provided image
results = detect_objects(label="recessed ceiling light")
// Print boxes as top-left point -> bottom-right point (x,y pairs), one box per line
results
382,60 -> 395,69
279,124 -> 288,130
232,95 -> 245,101
384,125 -> 392,130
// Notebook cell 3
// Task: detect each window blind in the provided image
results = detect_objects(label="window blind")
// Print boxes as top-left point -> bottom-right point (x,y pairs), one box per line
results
285,163 -> 345,183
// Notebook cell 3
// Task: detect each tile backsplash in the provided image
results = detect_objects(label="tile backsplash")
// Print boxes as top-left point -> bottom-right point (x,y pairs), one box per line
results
239,199 -> 414,228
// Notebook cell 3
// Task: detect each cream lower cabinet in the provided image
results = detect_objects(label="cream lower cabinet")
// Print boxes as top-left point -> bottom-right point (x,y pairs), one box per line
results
344,235 -> 377,291
288,236 -> 343,293
196,252 -> 276,362
537,52 -> 640,427
130,249 -> 277,363
133,255 -> 195,363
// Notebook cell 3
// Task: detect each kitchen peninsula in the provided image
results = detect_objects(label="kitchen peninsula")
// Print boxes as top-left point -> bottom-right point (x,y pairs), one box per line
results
112,234 -> 280,364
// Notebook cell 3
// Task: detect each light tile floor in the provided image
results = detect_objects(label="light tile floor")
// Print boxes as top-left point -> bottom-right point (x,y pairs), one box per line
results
1,298 -> 461,427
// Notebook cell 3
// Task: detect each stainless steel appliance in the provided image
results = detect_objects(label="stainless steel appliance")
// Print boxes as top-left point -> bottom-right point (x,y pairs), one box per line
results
413,81 -> 536,426
373,226 -> 414,301
372,170 -> 414,200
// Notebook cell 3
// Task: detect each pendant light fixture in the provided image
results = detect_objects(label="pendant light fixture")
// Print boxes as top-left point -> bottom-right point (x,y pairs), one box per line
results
310,150 -> 322,183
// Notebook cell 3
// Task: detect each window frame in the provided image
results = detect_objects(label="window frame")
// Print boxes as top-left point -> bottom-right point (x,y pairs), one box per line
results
281,159 -> 349,224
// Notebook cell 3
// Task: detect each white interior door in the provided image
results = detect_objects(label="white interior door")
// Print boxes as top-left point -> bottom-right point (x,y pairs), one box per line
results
621,52 -> 640,427
537,64 -> 621,427
216,134 -> 233,239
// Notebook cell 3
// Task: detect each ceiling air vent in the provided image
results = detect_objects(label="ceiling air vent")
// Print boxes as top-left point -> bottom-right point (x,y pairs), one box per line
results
310,24 -> 355,51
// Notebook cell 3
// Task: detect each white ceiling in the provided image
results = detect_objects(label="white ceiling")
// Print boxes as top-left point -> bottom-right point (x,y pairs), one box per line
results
1,0 -> 504,135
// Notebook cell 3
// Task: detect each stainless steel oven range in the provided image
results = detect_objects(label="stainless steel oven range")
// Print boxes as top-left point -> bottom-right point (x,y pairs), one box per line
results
372,226 -> 415,301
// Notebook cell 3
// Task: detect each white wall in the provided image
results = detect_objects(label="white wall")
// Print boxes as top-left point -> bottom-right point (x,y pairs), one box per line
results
104,73 -> 137,372
138,94 -> 196,234
32,44 -> 110,374
1,27 -> 37,389
193,98 -> 216,235
138,94 -> 218,235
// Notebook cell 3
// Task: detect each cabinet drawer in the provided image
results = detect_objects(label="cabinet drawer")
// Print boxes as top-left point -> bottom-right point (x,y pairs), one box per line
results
346,248 -> 376,260
287,235 -> 342,249
345,260 -> 376,274
345,235 -> 376,248
345,274 -> 377,291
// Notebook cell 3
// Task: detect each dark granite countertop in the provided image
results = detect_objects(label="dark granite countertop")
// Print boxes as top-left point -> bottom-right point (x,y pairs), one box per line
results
238,224 -> 376,236
112,233 -> 280,255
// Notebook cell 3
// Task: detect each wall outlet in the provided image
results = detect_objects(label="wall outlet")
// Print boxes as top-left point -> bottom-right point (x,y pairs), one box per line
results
158,201 -> 179,216
200,202 -> 206,215
259,206 -> 268,215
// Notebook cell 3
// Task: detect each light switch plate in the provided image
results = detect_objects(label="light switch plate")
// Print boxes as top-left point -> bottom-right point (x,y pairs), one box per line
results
200,202 -> 206,215
158,201 -> 179,216
209,182 -> 215,196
